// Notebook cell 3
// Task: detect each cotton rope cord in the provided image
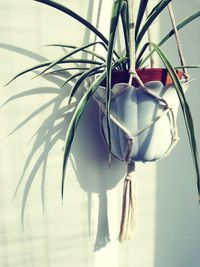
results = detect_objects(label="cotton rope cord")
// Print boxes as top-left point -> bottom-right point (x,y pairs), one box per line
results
92,0 -> 103,59
127,0 -> 145,88
145,6 -> 154,68
94,83 -> 178,162
94,81 -> 178,241
167,3 -> 189,81
127,0 -> 135,85
119,162 -> 137,242
94,0 -> 183,241
87,0 -> 103,87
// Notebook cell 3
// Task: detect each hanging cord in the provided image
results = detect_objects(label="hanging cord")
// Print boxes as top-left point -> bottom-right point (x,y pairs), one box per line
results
119,162 -> 137,242
92,0 -> 103,61
145,7 -> 154,68
128,0 -> 144,87
88,0 -> 103,87
167,3 -> 189,81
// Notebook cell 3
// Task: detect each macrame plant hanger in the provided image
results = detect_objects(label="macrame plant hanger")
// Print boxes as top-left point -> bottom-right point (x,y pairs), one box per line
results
167,2 -> 188,81
118,1 -> 188,242
93,0 -> 188,243
118,0 -> 139,242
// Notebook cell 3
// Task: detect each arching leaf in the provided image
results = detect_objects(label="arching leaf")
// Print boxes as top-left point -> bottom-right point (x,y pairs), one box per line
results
136,0 -> 172,50
151,42 -> 200,202
138,10 -> 200,67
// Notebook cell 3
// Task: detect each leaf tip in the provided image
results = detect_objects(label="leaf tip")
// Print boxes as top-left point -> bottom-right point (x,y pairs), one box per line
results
61,187 -> 64,205
21,211 -> 25,232
198,194 -> 200,204
4,81 -> 9,87
30,73 -> 40,81
67,97 -> 72,105
4,77 -> 15,86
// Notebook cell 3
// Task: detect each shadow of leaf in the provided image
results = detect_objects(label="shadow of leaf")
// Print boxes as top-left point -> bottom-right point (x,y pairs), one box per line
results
0,87 -> 60,108
0,43 -> 47,62
2,42 -> 124,251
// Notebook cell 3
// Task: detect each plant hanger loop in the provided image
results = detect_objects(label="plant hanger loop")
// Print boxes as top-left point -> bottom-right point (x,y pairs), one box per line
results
128,0 -> 144,87
145,6 -> 154,68
88,0 -> 103,86
127,0 -> 136,85
92,0 -> 103,62
167,2 -> 189,81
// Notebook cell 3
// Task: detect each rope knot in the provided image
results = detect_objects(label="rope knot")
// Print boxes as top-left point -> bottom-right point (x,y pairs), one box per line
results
125,175 -> 132,182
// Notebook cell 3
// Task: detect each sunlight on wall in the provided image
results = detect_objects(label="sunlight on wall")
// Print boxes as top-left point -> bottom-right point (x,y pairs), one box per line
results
2,1 -> 199,267
155,1 -> 200,266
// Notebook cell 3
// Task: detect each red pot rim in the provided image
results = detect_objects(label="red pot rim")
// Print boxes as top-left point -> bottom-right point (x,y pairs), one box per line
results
101,68 -> 184,87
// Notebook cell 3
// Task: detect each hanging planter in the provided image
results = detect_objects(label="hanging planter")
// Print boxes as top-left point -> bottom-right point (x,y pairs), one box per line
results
95,68 -> 184,164
6,0 -> 200,243
95,68 -> 184,163
94,68 -> 187,240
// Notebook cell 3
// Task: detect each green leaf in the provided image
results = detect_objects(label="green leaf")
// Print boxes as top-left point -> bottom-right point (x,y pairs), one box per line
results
68,65 -> 106,103
61,71 -> 107,199
6,59 -> 103,85
106,0 -> 126,160
151,42 -> 200,202
136,0 -> 172,50
174,65 -> 200,69
120,1 -> 129,61
138,10 -> 200,67
46,67 -> 89,76
46,41 -> 109,61
36,42 -> 106,77
34,1 -> 120,59
159,10 -> 200,47
5,61 -> 53,85
34,0 -> 109,45
135,42 -> 149,68
135,0 -> 149,38
61,56 -> 127,199
61,72 -> 84,88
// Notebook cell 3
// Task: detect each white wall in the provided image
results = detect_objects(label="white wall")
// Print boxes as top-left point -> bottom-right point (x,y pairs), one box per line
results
0,1 -> 199,267
155,1 -> 200,266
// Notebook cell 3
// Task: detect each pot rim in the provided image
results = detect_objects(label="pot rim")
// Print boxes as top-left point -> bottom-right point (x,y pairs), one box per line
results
101,68 -> 184,87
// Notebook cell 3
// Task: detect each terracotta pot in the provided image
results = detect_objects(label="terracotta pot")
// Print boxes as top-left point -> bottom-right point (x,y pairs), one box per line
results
101,68 -> 183,87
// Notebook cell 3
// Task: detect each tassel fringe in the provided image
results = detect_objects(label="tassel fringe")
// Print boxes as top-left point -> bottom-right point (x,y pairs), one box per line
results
119,162 -> 137,242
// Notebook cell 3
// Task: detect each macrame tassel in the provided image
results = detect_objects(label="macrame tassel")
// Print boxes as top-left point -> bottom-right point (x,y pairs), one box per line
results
119,162 -> 137,242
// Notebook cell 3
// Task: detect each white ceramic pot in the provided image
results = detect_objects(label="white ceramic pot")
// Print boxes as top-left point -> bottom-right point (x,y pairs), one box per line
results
94,80 -> 187,163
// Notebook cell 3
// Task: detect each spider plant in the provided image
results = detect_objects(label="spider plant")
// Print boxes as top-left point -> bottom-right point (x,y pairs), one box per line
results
6,0 -> 200,208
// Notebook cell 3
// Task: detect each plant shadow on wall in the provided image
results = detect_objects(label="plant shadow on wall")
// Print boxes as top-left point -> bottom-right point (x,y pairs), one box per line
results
1,43 -> 124,251
3,0 -> 200,250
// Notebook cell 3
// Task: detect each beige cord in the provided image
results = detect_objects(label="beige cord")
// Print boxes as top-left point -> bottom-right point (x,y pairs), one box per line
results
88,0 -> 103,87
128,0 -> 145,87
92,0 -> 103,61
119,162 -> 137,242
145,7 -> 154,68
167,3 -> 189,81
